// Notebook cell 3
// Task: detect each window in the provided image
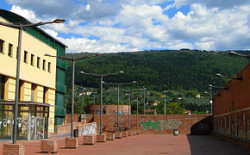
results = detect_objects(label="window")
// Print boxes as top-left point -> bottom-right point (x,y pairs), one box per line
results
43,59 -> 46,70
30,54 -> 34,66
24,51 -> 28,63
37,57 -> 40,68
0,39 -> 4,53
31,84 -> 37,102
0,75 -> 6,100
48,62 -> 51,72
18,80 -> 24,101
16,47 -> 18,59
43,87 -> 48,103
8,44 -> 13,57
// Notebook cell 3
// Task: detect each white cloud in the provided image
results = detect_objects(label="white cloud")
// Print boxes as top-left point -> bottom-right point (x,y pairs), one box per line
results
166,3 -> 250,50
10,5 -> 39,23
173,0 -> 249,9
86,4 -> 91,11
6,0 -> 250,52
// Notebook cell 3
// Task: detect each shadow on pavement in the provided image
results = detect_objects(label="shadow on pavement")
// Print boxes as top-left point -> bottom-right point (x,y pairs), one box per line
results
187,135 -> 249,155
187,116 -> 249,155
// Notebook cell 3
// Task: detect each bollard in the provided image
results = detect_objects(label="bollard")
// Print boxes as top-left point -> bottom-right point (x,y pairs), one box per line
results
173,129 -> 179,136
106,133 -> 115,141
96,134 -> 106,142
65,137 -> 79,149
83,135 -> 95,145
41,139 -> 57,153
115,132 -> 122,139
3,144 -> 25,155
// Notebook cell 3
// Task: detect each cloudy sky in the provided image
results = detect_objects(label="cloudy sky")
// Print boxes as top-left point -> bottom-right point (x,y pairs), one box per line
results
1,0 -> 250,53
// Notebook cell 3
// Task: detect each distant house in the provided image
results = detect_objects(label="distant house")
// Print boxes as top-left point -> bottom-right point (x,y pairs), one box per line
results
88,105 -> 130,115
195,94 -> 201,99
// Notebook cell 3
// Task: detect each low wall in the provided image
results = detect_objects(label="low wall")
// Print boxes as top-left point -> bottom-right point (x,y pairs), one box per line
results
90,114 -> 212,134
80,122 -> 97,136
54,120 -> 86,136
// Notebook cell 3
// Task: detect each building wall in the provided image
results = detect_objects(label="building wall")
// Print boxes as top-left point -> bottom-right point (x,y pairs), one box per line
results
88,105 -> 130,115
0,17 -> 57,89
213,63 -> 250,145
0,16 -> 56,132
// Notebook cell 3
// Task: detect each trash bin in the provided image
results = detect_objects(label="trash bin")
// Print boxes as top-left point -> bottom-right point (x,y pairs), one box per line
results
74,129 -> 79,137
173,129 -> 178,136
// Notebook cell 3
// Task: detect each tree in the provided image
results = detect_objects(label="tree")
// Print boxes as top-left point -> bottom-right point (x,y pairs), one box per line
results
166,102 -> 184,114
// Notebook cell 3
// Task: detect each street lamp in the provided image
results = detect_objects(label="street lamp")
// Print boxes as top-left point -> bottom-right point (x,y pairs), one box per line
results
45,54 -> 99,138
208,84 -> 229,90
147,91 -> 150,110
0,18 -> 64,144
227,51 -> 250,58
105,81 -> 136,132
163,90 -> 167,115
136,97 -> 139,134
123,90 -> 139,131
215,73 -> 242,81
208,84 -> 229,114
80,71 -> 124,134
80,87 -> 86,114
93,91 -> 97,105
142,86 -> 146,114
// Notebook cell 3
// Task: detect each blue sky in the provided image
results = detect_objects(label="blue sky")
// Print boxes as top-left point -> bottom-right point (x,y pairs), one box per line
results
1,0 -> 250,53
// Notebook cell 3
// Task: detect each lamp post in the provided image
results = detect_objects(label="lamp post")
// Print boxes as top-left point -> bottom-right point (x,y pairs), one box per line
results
45,54 -> 99,138
105,81 -> 136,132
163,90 -> 167,115
80,87 -> 86,114
80,71 -> 124,134
93,91 -> 97,105
123,90 -> 139,131
147,91 -> 150,111
136,97 -> 139,133
208,84 -> 229,114
142,86 -> 146,115
0,19 -> 64,144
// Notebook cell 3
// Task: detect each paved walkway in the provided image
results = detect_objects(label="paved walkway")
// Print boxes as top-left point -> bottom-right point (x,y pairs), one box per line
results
0,134 -> 249,155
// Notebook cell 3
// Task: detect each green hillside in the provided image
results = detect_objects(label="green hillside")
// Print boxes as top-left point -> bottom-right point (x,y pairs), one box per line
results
64,50 -> 249,114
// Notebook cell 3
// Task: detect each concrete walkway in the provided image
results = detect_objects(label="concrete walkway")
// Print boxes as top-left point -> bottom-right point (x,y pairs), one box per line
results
0,134 -> 249,155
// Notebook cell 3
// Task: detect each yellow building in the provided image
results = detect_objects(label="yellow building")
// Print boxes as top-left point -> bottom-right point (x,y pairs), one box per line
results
0,9 -> 67,140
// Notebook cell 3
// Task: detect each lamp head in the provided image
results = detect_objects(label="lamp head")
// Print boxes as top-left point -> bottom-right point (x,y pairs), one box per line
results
215,73 -> 222,77
53,19 -> 65,23
80,71 -> 85,74
119,71 -> 124,74
227,51 -> 238,56
132,81 -> 136,84
44,53 -> 53,57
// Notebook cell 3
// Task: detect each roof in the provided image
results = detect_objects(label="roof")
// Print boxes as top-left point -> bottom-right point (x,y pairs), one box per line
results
0,9 -> 67,48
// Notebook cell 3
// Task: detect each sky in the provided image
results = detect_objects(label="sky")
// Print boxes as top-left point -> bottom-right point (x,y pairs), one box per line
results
0,0 -> 250,53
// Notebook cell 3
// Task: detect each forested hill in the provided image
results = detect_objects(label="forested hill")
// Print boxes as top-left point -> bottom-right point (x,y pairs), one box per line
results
66,50 -> 249,92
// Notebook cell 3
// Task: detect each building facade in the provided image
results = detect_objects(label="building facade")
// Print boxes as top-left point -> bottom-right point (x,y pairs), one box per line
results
213,63 -> 250,147
0,9 -> 67,140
